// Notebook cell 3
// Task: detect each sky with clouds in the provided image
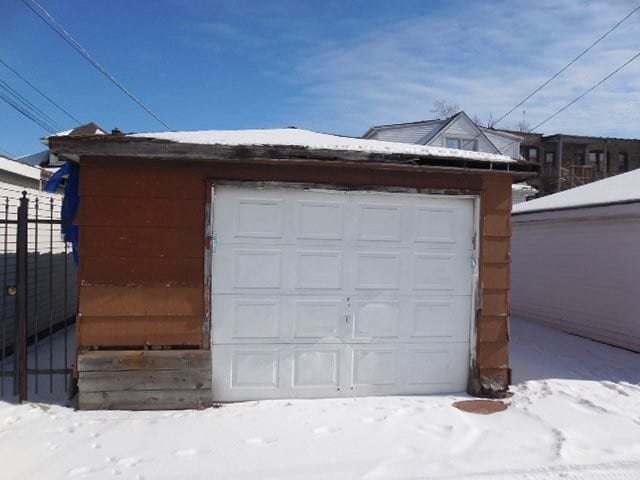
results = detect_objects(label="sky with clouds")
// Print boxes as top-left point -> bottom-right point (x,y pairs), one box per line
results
1,0 -> 639,157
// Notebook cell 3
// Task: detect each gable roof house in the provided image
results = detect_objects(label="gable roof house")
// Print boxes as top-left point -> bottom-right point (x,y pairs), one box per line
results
363,112 -> 524,159
363,112 -> 534,204
48,127 -> 536,410
511,169 -> 640,352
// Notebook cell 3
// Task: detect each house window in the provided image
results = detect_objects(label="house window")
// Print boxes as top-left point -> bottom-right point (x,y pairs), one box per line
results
574,145 -> 585,164
527,147 -> 539,162
588,151 -> 605,172
618,152 -> 628,172
545,151 -> 555,165
446,137 -> 460,149
445,137 -> 478,151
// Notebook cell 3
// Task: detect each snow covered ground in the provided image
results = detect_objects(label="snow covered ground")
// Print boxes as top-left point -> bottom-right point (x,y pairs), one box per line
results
2,318 -> 640,480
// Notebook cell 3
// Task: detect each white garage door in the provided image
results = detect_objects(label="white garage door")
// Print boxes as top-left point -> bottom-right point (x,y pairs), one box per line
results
211,185 -> 477,401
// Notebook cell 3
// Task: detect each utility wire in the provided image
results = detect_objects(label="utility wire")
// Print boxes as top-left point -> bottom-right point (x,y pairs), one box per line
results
0,78 -> 62,132
494,4 -> 640,126
0,144 -> 16,158
530,50 -> 640,132
0,89 -> 56,133
21,0 -> 173,130
0,57 -> 82,125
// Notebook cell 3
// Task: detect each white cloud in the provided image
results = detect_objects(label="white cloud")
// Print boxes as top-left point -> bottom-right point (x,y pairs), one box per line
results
286,0 -> 640,138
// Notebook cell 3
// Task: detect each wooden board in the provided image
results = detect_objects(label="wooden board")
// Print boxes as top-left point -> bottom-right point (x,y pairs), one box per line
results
80,161 -> 206,199
79,390 -> 212,410
78,350 -> 211,371
81,256 -> 203,286
79,286 -> 203,317
81,226 -> 203,258
78,197 -> 204,227
77,350 -> 212,410
78,315 -> 203,347
79,369 -> 211,392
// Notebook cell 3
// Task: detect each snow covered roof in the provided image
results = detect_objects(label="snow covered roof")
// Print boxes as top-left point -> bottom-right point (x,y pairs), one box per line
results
129,128 -> 516,163
0,154 -> 42,181
513,168 -> 640,214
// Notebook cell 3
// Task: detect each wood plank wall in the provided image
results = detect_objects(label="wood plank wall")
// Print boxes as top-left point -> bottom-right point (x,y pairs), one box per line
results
77,160 -> 206,347
474,175 -> 512,395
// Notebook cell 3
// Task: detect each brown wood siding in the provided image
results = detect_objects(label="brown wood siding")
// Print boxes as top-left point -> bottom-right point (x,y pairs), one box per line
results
77,156 -> 514,395
475,174 -> 512,395
77,159 -> 207,347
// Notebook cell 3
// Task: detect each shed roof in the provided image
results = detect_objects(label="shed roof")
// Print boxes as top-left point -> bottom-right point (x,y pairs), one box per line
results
128,127 -> 515,163
513,168 -> 640,214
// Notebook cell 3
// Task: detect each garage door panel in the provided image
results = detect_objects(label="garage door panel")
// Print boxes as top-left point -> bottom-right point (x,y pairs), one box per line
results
228,298 -> 281,340
410,298 -> 471,340
352,347 -> 397,386
354,252 -> 402,290
352,300 -> 400,339
355,203 -> 403,242
230,348 -> 280,389
296,200 -> 344,240
230,249 -> 283,289
293,299 -> 343,339
295,250 -> 343,289
234,198 -> 285,239
293,348 -> 340,388
406,344 -> 468,388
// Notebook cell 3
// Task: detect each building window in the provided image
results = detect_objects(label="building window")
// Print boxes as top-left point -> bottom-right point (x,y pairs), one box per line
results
445,137 -> 478,151
545,151 -> 555,165
446,137 -> 460,149
526,147 -> 539,162
574,145 -> 586,164
618,152 -> 628,172
588,151 -> 605,172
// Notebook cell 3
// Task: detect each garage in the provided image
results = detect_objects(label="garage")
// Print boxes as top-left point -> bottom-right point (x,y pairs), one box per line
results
46,127 -> 535,409
211,185 -> 477,401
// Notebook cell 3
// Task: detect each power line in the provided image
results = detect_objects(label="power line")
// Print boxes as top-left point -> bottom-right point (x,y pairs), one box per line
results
0,80 -> 62,131
0,88 -> 57,133
530,50 -> 640,132
21,0 -> 173,130
0,57 -> 82,125
0,144 -> 16,158
495,4 -> 640,127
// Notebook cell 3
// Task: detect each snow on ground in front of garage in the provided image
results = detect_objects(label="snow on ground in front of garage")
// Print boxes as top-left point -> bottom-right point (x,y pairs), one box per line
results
2,318 -> 640,480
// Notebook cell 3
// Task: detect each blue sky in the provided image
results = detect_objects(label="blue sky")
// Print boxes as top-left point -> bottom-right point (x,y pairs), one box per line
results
1,0 -> 639,157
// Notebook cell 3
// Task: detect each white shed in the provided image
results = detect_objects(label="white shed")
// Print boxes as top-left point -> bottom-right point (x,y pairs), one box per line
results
511,169 -> 640,352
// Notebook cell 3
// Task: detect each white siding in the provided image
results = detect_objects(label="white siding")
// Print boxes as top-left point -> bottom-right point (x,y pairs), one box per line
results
0,182 -> 77,350
430,116 -> 498,154
483,131 -> 520,158
511,203 -> 640,352
366,121 -> 444,144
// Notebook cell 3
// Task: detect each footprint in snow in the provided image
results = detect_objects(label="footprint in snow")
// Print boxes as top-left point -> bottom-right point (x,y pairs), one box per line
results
68,466 -> 92,477
361,416 -> 387,424
116,456 -> 144,468
174,448 -> 209,457
244,436 -> 277,446
312,426 -> 341,435
3,416 -> 19,426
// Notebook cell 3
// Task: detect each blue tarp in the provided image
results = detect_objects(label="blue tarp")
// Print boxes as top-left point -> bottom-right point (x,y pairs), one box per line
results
44,162 -> 79,265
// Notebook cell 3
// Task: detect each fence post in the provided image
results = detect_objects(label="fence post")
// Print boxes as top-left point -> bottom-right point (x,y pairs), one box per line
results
14,192 -> 28,402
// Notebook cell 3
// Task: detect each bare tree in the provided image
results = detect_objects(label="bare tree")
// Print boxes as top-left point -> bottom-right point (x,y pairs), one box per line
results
431,100 -> 460,119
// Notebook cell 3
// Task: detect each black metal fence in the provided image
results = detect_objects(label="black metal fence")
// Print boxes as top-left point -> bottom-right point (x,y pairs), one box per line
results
0,190 -> 77,403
